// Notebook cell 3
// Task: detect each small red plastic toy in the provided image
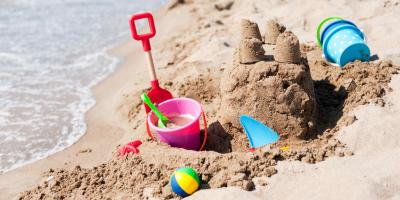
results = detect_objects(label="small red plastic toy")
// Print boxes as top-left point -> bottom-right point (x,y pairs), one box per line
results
118,140 -> 142,157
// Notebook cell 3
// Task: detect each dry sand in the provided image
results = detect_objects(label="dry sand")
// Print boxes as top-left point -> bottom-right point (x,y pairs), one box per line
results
189,74 -> 400,200
2,0 -> 400,199
264,19 -> 286,45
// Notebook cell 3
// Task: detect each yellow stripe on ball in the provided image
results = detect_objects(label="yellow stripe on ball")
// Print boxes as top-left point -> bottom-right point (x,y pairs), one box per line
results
174,172 -> 199,195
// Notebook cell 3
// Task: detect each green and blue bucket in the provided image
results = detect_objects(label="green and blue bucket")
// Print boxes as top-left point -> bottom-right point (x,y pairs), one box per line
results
317,17 -> 370,67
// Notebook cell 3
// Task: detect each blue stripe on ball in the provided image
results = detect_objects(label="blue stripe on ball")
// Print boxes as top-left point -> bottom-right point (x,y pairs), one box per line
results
171,175 -> 189,197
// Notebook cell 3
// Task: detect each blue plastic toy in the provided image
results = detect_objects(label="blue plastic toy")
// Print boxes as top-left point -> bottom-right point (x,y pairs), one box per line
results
317,17 -> 370,67
239,115 -> 279,149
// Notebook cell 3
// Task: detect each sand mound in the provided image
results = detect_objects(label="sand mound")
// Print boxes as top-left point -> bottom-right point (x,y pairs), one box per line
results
175,74 -> 219,104
275,31 -> 301,63
264,20 -> 286,45
19,143 -> 278,200
219,60 -> 317,147
20,52 -> 399,199
239,38 -> 265,64
307,51 -> 400,131
18,7 -> 400,200
240,19 -> 262,41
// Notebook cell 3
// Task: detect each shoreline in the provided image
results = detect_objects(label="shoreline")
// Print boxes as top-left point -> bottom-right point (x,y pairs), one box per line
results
0,6 -> 172,199
0,48 -> 119,175
0,0 -> 169,175
0,43 -> 129,198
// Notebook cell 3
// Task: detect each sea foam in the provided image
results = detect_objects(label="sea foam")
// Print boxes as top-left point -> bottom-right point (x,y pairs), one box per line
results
0,0 -> 167,173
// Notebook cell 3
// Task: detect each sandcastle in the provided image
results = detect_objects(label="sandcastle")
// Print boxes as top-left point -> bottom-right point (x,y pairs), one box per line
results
264,19 -> 286,44
238,19 -> 264,64
240,19 -> 262,41
274,31 -> 301,63
219,19 -> 317,145
239,38 -> 265,64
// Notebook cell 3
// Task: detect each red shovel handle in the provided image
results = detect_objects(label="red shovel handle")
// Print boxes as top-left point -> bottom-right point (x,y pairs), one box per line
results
129,12 -> 156,52
145,113 -> 154,139
145,111 -> 208,151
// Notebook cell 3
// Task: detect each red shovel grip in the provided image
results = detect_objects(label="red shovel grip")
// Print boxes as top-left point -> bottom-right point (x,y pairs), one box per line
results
129,12 -> 156,51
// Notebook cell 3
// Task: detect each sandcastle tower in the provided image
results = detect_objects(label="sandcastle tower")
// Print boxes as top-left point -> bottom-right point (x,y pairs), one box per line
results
219,26 -> 317,147
274,31 -> 301,64
264,19 -> 286,44
237,19 -> 265,64
239,38 -> 265,64
240,19 -> 262,41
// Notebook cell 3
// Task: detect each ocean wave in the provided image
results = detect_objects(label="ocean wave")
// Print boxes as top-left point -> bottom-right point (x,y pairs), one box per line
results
0,0 -> 166,173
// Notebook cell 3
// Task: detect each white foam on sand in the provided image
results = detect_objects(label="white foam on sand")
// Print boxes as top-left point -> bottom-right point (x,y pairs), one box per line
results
0,0 -> 167,173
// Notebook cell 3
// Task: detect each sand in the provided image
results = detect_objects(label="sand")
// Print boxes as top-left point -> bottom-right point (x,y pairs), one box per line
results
189,74 -> 400,200
274,31 -> 301,63
17,46 -> 399,199
2,0 -> 400,199
238,38 -> 265,64
264,19 -> 286,45
240,19 -> 262,41
219,59 -> 317,141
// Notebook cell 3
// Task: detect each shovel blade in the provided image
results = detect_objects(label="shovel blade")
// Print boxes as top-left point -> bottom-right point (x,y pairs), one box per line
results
144,82 -> 173,113
240,115 -> 279,148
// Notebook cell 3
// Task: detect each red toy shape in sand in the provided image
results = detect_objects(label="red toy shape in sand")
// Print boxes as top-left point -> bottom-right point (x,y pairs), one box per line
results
118,140 -> 142,157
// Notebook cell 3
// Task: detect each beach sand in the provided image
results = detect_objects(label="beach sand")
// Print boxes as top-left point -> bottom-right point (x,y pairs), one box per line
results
1,0 -> 400,199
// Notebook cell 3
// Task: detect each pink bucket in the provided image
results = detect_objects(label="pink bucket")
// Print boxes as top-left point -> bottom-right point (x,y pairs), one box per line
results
146,98 -> 208,151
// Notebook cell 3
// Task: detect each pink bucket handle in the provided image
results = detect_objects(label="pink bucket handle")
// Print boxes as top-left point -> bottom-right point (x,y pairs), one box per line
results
145,113 -> 154,139
145,111 -> 208,151
199,111 -> 208,151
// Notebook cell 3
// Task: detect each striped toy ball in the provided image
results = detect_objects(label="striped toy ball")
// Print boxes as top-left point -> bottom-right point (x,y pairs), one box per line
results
170,167 -> 200,197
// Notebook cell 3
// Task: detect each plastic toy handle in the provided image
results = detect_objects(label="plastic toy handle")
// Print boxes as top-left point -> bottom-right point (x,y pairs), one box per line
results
141,93 -> 168,123
129,12 -> 156,52
146,114 -> 154,139
360,29 -> 367,43
199,111 -> 208,151
316,16 -> 343,48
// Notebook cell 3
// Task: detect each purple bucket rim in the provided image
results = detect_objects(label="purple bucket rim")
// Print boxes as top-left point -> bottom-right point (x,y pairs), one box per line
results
322,24 -> 364,63
147,97 -> 202,133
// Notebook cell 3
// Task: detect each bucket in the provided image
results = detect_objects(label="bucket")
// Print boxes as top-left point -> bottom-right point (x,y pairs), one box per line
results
146,98 -> 207,151
317,17 -> 370,67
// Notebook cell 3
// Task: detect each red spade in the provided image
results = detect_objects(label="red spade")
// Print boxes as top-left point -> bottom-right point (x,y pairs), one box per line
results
129,12 -> 173,113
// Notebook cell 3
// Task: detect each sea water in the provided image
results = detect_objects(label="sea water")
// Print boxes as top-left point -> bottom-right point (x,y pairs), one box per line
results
0,0 -> 167,173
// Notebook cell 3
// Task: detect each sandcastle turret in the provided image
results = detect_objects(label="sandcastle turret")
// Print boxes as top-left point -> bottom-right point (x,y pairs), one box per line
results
239,38 -> 265,64
240,19 -> 262,40
274,31 -> 301,64
220,25 -> 317,148
264,19 -> 286,44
